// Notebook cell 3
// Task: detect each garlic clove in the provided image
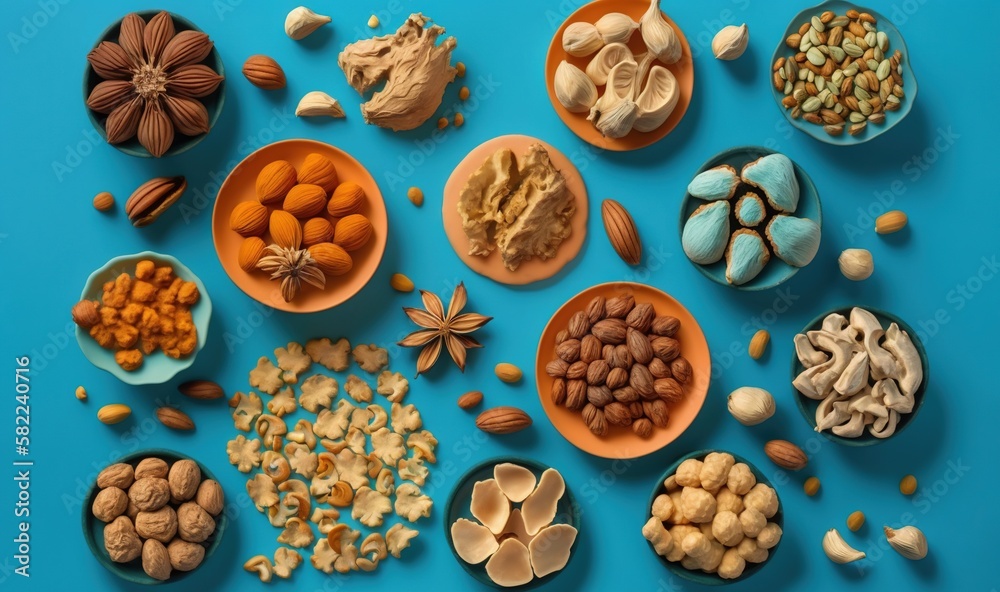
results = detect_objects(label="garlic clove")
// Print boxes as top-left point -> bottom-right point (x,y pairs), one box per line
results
585,43 -> 634,86
295,91 -> 346,118
594,13 -> 639,44
687,165 -> 739,202
822,528 -> 866,564
682,201 -> 730,265
562,22 -> 604,57
554,61 -> 598,113
838,248 -> 874,281
884,525 -> 927,560
727,387 -> 775,426
712,24 -> 749,60
593,95 -> 639,139
633,65 -> 679,133
588,59 -> 638,120
284,6 -> 331,41
765,215 -> 821,267
741,154 -> 800,213
640,0 -> 682,64
725,229 -> 769,286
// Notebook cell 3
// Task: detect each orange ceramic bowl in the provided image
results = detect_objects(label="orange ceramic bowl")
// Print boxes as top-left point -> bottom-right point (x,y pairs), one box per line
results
544,0 -> 694,152
212,139 -> 387,313
535,282 -> 710,459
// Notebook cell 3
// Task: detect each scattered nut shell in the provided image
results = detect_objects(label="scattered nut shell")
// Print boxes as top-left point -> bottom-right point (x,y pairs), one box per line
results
459,86 -> 470,101
367,15 -> 379,28
454,113 -> 465,127
242,55 -> 286,90
178,380 -> 224,400
476,407 -> 532,434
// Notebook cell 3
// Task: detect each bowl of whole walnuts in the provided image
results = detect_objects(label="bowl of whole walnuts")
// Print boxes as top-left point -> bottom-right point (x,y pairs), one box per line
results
83,449 -> 227,584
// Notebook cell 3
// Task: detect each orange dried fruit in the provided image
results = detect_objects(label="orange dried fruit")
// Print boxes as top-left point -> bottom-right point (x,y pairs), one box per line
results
230,201 -> 269,237
298,153 -> 339,194
333,214 -> 373,252
238,237 -> 267,272
282,184 -> 327,219
308,242 -> 353,277
256,160 -> 297,205
269,210 -> 303,250
302,218 -> 335,246
327,182 -> 365,217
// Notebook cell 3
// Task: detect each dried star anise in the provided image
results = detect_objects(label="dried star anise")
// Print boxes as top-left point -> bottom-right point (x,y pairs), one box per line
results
86,12 -> 223,157
398,283 -> 492,375
256,244 -> 326,302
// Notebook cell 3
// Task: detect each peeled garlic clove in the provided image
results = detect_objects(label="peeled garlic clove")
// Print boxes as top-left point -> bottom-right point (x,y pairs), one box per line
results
725,229 -> 770,285
285,6 -> 331,41
822,528 -> 866,564
589,59 -> 638,119
562,22 -> 604,57
554,61 -> 598,113
727,387 -> 775,426
640,0 -> 682,64
741,154 -> 799,212
687,165 -> 739,201
585,43 -> 633,86
295,91 -> 345,118
594,12 -> 639,44
734,194 -> 766,227
682,201 -> 730,265
765,215 -> 821,267
712,24 -> 749,60
885,526 -> 927,560
633,65 -> 679,132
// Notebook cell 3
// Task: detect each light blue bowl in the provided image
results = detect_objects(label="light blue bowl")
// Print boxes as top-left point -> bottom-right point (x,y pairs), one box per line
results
75,251 -> 211,385
679,146 -> 822,291
770,0 -> 917,145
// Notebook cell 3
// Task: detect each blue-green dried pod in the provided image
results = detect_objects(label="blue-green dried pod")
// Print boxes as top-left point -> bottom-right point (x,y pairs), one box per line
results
734,193 -> 766,227
687,164 -> 739,201
725,229 -> 770,285
741,154 -> 800,213
682,201 -> 730,265
766,215 -> 821,267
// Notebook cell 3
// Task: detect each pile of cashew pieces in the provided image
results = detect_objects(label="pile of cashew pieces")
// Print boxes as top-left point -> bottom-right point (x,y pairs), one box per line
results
793,307 -> 923,439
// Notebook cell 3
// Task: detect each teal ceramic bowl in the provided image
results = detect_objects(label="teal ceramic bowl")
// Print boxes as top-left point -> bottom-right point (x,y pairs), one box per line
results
791,306 -> 929,446
770,0 -> 917,145
75,251 -> 211,385
83,449 -> 227,585
679,146 -> 822,291
444,457 -> 580,590
84,10 -> 225,158
648,450 -> 783,585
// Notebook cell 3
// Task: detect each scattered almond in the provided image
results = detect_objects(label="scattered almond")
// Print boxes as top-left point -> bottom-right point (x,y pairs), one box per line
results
256,160 -> 297,205
453,113 -> 465,127
876,210 -> 907,234
333,214 -> 373,252
437,117 -> 449,129
495,363 -> 523,383
302,218 -> 335,247
156,407 -> 195,430
367,14 -> 379,28
764,440 -> 808,470
238,237 -> 267,272
269,210 -> 303,249
93,191 -> 115,211
327,182 -> 365,217
899,474 -> 917,496
475,406 -> 531,434
390,273 -> 414,293
230,201 -> 269,237
178,380 -> 225,400
75,386 -> 88,401
459,86 -> 470,101
804,476 -> 820,496
601,199 -> 641,265
457,390 -> 483,410
406,187 -> 424,207
98,403 -> 132,425
748,329 -> 770,360
456,62 -> 466,77
847,510 -> 865,532
242,55 -> 286,90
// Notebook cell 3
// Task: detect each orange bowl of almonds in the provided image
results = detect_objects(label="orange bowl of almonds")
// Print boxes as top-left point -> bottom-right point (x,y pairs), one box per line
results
212,139 -> 388,313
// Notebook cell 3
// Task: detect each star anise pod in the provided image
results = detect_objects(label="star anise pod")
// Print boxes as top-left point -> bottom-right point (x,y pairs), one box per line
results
256,244 -> 326,302
85,11 -> 223,157
398,283 -> 492,376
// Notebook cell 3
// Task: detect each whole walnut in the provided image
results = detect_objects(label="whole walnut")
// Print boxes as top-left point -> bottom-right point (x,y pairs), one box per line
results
134,458 -> 169,480
125,500 -> 141,521
104,516 -> 142,563
97,463 -> 135,489
177,502 -> 216,543
142,539 -> 172,581
167,539 -> 205,571
129,478 -> 171,511
135,506 -> 178,543
92,487 -> 128,522
195,480 -> 225,516
167,460 -> 201,502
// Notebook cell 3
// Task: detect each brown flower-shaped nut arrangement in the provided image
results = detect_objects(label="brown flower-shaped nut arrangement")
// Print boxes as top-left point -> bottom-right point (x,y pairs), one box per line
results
85,11 -> 223,157
544,294 -> 693,438
91,458 -> 224,581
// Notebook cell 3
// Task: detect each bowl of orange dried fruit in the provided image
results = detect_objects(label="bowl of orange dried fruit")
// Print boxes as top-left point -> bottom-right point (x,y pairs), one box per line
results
212,139 -> 388,313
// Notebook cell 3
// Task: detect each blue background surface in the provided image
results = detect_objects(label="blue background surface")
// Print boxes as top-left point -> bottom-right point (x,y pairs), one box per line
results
0,0 -> 997,590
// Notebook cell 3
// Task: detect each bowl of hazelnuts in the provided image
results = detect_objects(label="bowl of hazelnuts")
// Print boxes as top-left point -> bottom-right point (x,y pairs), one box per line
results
83,449 -> 227,584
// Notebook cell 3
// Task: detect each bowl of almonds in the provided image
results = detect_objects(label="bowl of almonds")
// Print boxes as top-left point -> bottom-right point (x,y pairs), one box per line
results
535,282 -> 710,459
770,2 -> 916,144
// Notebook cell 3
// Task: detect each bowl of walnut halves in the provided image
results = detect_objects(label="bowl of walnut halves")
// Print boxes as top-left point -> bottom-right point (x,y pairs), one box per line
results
83,449 -> 228,584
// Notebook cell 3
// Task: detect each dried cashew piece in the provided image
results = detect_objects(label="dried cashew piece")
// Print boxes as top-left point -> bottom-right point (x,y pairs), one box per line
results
370,428 -> 407,465
375,467 -> 396,495
261,450 -> 291,484
356,532 -> 388,571
397,456 -> 428,486
267,386 -> 298,417
249,357 -> 284,395
226,435 -> 262,473
313,400 -> 356,440
246,473 -> 279,510
229,391 -> 263,432
244,555 -> 274,582
406,430 -> 437,463
352,486 -> 393,527
386,523 -> 418,558
268,491 -> 305,527
284,442 -> 319,479
368,405 -> 389,432
306,337 -> 351,371
344,374 -> 373,403
376,371 -> 409,403
299,374 -> 339,413
311,538 -> 356,574
310,507 -> 340,526
391,402 -> 422,435
275,342 -> 312,383
353,344 -> 389,373
287,419 -> 316,449
277,516 -> 315,548
273,547 -> 302,579
394,482 -> 433,522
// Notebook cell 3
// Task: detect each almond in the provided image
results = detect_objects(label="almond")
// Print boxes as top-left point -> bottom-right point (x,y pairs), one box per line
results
256,160 -> 298,205
229,201 -> 268,237
126,176 -> 186,227
302,218 -> 335,246
494,363 -> 523,383
875,210 -> 907,234
592,319 -> 627,345
238,237 -> 267,272
138,100 -> 174,158
178,380 -> 225,400
72,300 -> 100,328
242,54 -> 286,90
308,242 -> 353,276
168,65 -> 224,98
156,407 -> 195,430
642,399 -> 669,427
86,80 -> 134,114
162,95 -> 210,136
327,182 -> 365,217
159,30 -> 213,70
475,406 -> 532,434
98,403 -> 132,425
457,390 -> 483,410
764,440 -> 808,470
601,199 -> 642,265
333,214 -> 372,252
298,154 -> 339,194
92,192 -> 115,211
390,273 -> 414,292
270,210 -> 302,249
748,329 -> 770,360
283,184 -> 327,219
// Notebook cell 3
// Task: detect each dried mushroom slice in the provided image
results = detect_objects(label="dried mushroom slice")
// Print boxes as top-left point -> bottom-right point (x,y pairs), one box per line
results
500,508 -> 534,546
311,536 -> 358,575
394,482 -> 432,522
521,468 -> 565,536
284,444 -> 319,480
349,407 -> 374,431
494,463 -> 537,503
485,539 -> 533,587
244,555 -> 274,582
376,370 -> 409,402
305,337 -> 351,371
277,516 -> 315,548
406,430 -> 437,463
391,402 -> 422,435
528,524 -> 577,577
451,518 -> 500,564
370,427 -> 406,465
334,449 -> 372,490
356,533 -> 388,571
287,419 -> 316,449
246,473 -> 279,510
345,426 -> 368,455
352,486 -> 392,527
267,386 -> 298,417
470,479 -> 510,535
299,374 -> 339,412
353,343 -> 389,373
367,404 -> 389,432
275,342 -> 312,383
268,491 -> 305,527
385,523 -> 419,558
261,450 -> 291,484
249,356 -> 284,395
344,374 -> 373,403
375,467 -> 396,495
226,435 -> 261,472
255,414 -> 287,450
313,400 -> 356,440
397,456 -> 428,486
273,547 -> 302,579
229,391 -> 263,432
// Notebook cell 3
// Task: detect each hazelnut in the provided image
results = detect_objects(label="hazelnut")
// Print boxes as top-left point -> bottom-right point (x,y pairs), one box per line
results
195,480 -> 225,516
142,539 -> 172,581
97,463 -> 135,489
177,502 -> 216,543
71,300 -> 100,328
167,539 -> 205,572
104,516 -> 142,563
92,487 -> 128,522
135,506 -> 178,543
129,478 -> 171,512
167,460 -> 201,502
134,458 -> 169,480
